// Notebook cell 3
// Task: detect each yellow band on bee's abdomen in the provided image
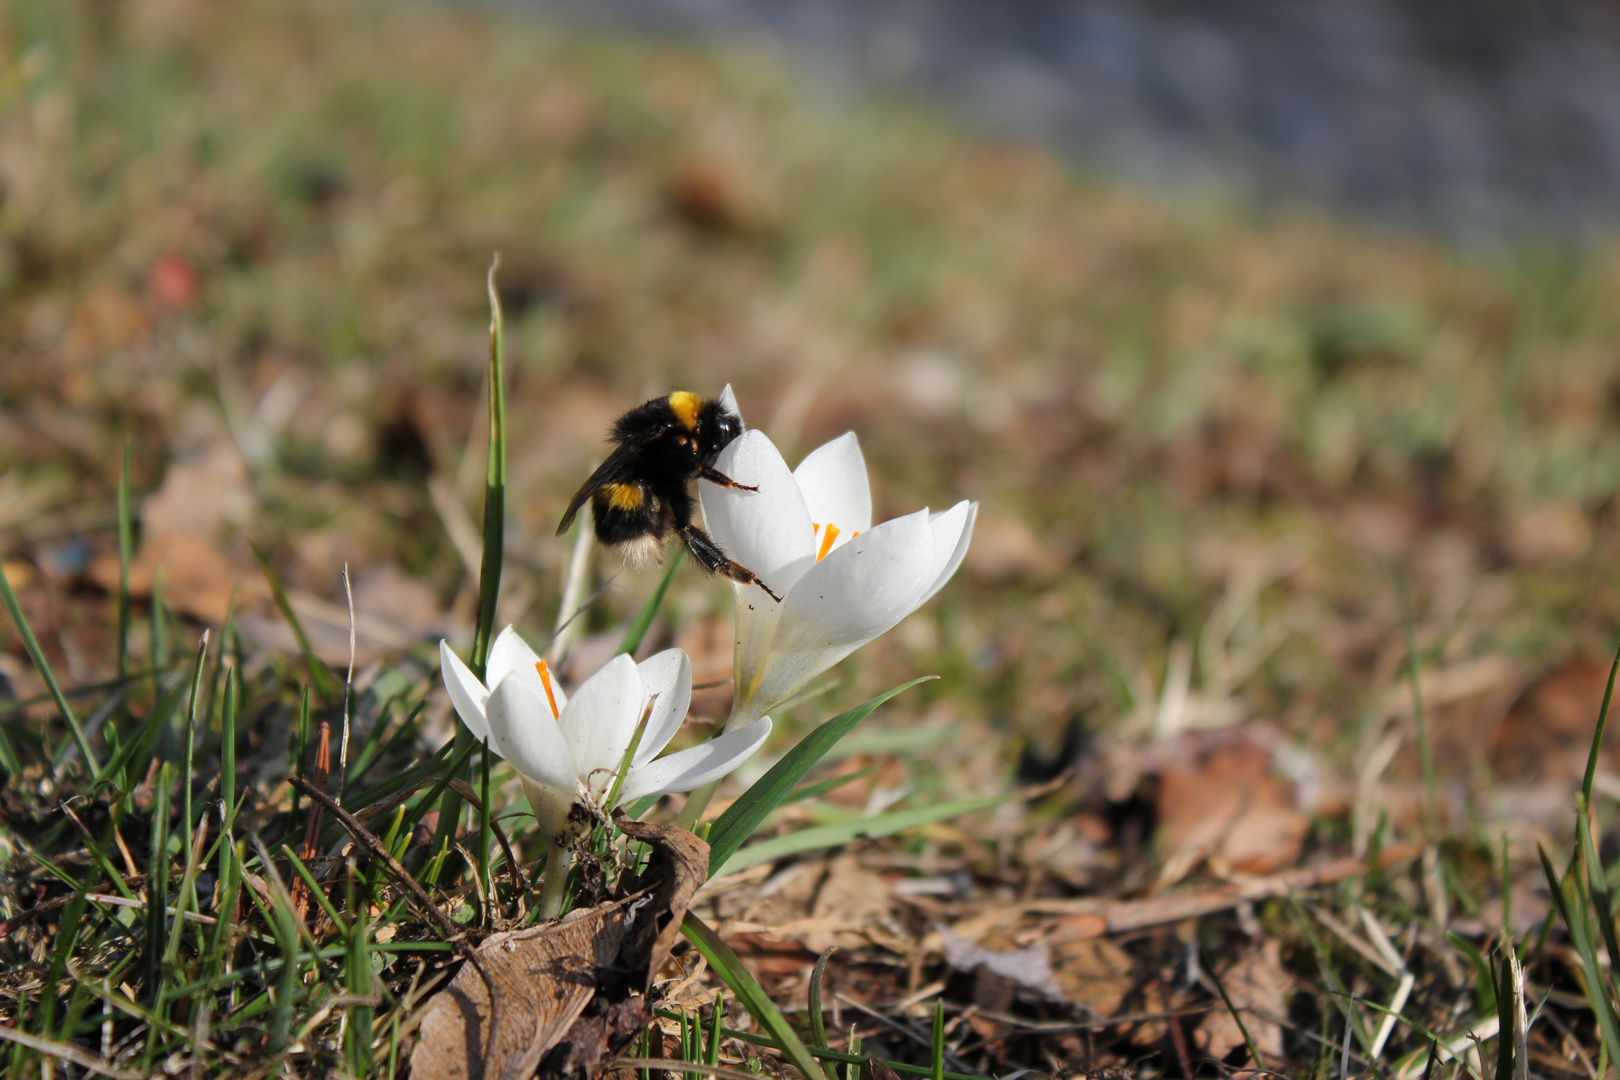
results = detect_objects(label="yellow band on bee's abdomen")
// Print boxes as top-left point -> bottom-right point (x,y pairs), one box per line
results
668,390 -> 701,430
603,482 -> 644,510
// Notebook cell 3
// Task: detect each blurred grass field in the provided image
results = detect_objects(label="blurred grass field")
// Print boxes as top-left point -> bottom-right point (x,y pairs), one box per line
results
8,0 -> 1620,1074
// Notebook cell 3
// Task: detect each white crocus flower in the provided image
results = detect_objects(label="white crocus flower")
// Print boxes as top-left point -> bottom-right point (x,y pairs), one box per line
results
698,428 -> 976,731
439,626 -> 771,914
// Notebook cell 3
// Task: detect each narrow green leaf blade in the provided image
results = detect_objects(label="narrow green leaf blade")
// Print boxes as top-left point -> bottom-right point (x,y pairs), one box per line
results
707,676 -> 935,873
681,912 -> 825,1080
471,254 -> 507,680
619,551 -> 681,657
1586,643 -> 1620,805
0,559 -> 96,771
251,543 -> 338,698
116,436 -> 133,690
1494,949 -> 1515,1080
720,795 -> 1005,876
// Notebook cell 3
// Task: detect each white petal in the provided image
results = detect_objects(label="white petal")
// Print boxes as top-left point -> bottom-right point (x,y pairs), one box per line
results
556,653 -> 643,793
740,509 -> 935,720
917,501 -> 977,606
793,432 -> 872,538
486,625 -> 568,716
633,649 -> 693,767
438,640 -> 490,742
718,384 -> 743,429
486,677 -> 577,794
520,778 -> 580,844
619,717 -> 773,803
700,429 -> 816,602
485,625 -> 537,687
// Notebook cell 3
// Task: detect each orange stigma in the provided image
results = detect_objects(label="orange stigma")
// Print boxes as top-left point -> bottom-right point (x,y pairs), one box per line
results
534,659 -> 560,719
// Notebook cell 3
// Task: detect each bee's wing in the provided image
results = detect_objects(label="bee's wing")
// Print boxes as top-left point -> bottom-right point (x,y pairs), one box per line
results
556,446 -> 634,535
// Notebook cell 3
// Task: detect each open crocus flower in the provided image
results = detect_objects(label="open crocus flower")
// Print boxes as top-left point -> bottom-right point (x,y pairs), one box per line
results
438,627 -> 772,843
699,428 -> 976,730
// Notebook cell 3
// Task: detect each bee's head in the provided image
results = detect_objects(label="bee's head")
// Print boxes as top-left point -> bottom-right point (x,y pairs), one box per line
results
696,397 -> 745,459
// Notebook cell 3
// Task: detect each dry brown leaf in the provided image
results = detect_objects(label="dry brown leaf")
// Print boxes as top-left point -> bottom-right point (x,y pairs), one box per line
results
614,815 -> 710,987
85,442 -> 265,624
410,901 -> 633,1080
89,531 -> 267,625
1156,731 -> 1308,876
868,1058 -> 903,1080
805,854 -> 896,953
410,820 -> 708,1080
1197,937 -> 1290,1063
1492,656 -> 1616,782
141,443 -> 255,539
1050,936 -> 1134,1018
1505,499 -> 1591,564
352,565 -> 450,640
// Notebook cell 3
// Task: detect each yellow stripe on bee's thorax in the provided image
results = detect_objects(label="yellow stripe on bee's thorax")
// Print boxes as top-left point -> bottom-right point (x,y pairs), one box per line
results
667,391 -> 701,430
603,482 -> 644,511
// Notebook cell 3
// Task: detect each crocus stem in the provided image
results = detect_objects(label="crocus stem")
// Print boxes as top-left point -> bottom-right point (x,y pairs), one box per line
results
675,779 -> 721,831
539,840 -> 572,919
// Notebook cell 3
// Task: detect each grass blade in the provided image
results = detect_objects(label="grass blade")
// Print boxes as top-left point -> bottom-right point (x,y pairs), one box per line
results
116,436 -> 133,692
346,735 -> 459,813
251,543 -> 337,698
471,253 -> 507,679
1446,931 -> 1496,1015
1585,643 -> 1620,805
0,558 -> 97,772
181,631 -> 209,862
345,861 -> 374,1077
706,991 -> 724,1068
144,764 -> 171,999
441,255 -> 508,864
1577,797 -> 1620,983
1493,949 -> 1515,1080
1392,568 -> 1437,839
932,999 -> 949,1080
783,766 -> 878,807
150,570 -> 168,679
96,670 -> 187,788
719,795 -> 1005,876
0,694 -> 19,775
1538,842 -> 1620,1063
707,676 -> 935,873
221,666 -> 238,829
681,912 -> 826,1080
655,1010 -> 986,1080
1207,961 -> 1266,1069
619,551 -> 681,656
808,950 -> 833,1045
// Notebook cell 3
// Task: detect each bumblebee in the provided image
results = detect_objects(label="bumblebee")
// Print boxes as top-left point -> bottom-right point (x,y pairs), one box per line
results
557,391 -> 783,601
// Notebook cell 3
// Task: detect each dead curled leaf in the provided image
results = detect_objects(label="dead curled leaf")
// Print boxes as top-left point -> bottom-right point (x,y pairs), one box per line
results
1197,937 -> 1290,1062
411,903 -> 631,1080
613,815 -> 709,989
1156,730 -> 1308,876
410,821 -> 709,1080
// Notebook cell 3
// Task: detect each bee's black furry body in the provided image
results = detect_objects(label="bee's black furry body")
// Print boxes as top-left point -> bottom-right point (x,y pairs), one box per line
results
557,392 -> 781,600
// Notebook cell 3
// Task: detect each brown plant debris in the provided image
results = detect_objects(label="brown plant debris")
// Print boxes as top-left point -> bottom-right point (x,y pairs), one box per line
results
410,820 -> 709,1080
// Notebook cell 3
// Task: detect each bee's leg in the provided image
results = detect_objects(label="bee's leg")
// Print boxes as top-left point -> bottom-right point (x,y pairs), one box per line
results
696,465 -> 758,492
680,524 -> 782,602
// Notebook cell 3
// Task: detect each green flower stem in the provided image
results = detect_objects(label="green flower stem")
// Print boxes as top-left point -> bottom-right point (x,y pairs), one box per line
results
538,839 -> 572,919
674,779 -> 720,831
